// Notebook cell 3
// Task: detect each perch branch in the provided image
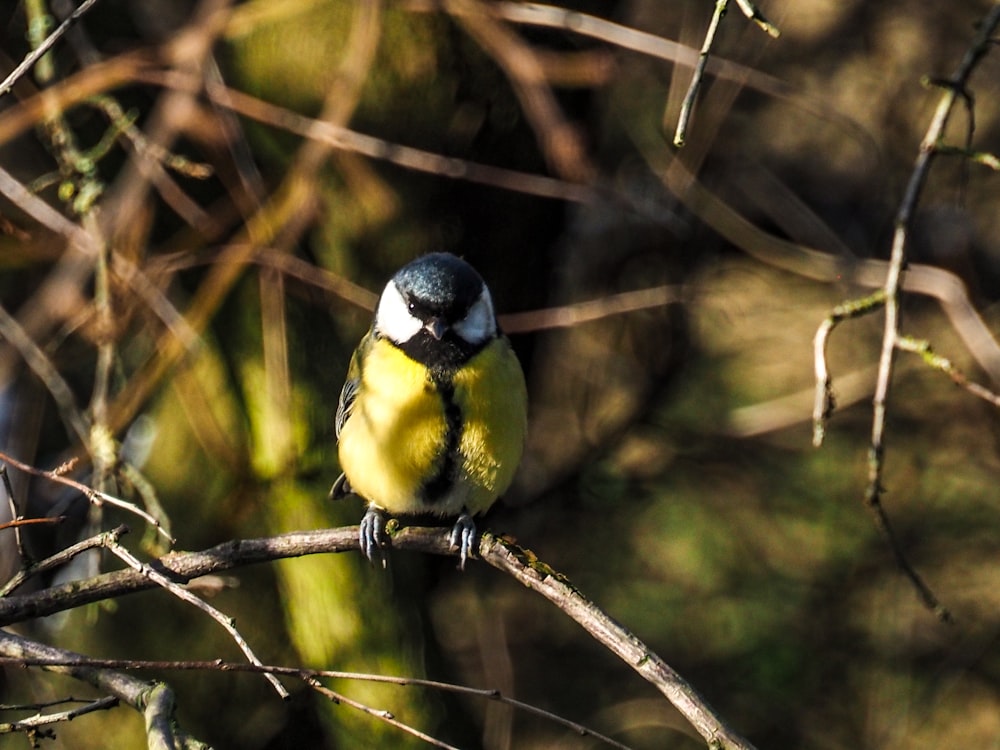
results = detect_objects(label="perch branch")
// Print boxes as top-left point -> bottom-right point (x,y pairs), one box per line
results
0,525 -> 754,749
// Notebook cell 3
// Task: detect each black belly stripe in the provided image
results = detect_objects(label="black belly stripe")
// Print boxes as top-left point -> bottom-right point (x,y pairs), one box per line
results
420,375 -> 463,503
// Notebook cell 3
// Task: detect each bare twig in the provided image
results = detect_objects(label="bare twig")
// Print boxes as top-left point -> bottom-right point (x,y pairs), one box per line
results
0,629 -> 205,748
0,466 -> 27,565
0,525 -> 756,750
0,449 -> 174,544
0,0 -> 104,97
0,654 -> 634,749
731,0 -> 780,37
478,535 -> 756,750
894,335 -> 1000,407
812,291 -> 886,447
0,525 -> 126,597
674,0 -> 728,148
307,677 -> 463,750
0,695 -> 118,735
863,4 -> 1000,622
103,538 -> 289,699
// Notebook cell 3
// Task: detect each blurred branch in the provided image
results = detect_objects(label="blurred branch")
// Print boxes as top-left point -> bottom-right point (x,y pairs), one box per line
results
0,300 -> 90,444
0,525 -> 756,750
92,0 -> 380,436
0,163 -> 201,396
443,0 -> 595,182
634,140 -> 1000,387
501,284 -> 682,334
175,71 -> 598,203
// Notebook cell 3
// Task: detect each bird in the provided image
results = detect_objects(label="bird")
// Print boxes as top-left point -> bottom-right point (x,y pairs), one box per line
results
330,252 -> 527,569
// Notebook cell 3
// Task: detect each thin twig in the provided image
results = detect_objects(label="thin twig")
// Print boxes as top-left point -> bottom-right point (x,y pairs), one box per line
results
0,526 -> 756,750
731,0 -> 780,37
0,695 -> 118,734
895,335 -> 1000,407
864,4 -> 1000,622
0,449 -> 174,544
812,290 -> 886,447
0,466 -> 27,565
0,628 -> 205,748
0,0 -> 104,97
674,0 -> 728,148
0,655 -> 635,750
0,524 -> 126,597
307,677 -> 462,750
103,538 -> 289,699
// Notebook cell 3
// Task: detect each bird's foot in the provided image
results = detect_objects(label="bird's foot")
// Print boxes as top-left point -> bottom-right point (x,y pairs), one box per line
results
360,506 -> 389,568
448,513 -> 477,571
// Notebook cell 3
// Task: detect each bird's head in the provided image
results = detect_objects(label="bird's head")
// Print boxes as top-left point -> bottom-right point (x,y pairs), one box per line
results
374,253 -> 498,367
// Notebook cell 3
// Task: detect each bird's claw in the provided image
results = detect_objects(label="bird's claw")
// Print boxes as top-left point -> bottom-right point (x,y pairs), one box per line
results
449,513 -> 477,571
360,506 -> 389,568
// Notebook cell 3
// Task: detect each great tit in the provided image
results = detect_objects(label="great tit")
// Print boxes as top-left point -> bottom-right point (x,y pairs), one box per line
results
330,253 -> 527,569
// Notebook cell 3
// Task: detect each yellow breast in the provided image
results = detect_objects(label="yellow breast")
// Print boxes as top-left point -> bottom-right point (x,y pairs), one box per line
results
337,335 -> 527,517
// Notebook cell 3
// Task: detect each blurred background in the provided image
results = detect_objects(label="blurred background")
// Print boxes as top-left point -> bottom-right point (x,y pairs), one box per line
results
1,0 -> 999,748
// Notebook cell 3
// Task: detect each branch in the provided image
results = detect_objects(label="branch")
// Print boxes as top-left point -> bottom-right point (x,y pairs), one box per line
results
0,0 -> 103,97
0,525 -> 756,750
862,4 -> 1000,622
104,535 -> 288,699
0,450 -> 174,544
0,656 -> 633,750
0,695 -> 118,736
0,629 -> 205,748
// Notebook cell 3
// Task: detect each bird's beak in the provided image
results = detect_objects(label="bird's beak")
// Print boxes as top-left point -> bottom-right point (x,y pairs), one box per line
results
426,318 -> 448,340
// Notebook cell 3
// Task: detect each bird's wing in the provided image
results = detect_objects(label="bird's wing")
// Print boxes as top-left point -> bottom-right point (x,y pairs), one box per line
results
335,328 -> 372,439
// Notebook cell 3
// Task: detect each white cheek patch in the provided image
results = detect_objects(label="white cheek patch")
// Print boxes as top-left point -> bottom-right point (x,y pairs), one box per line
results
375,281 -> 422,344
453,288 -> 497,345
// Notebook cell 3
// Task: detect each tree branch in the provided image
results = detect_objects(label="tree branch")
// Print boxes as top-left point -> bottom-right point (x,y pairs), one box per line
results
0,629 -> 205,748
0,525 -> 755,750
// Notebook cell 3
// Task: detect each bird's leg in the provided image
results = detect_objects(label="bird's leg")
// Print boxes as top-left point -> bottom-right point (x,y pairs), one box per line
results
448,512 -> 477,571
360,505 -> 389,568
